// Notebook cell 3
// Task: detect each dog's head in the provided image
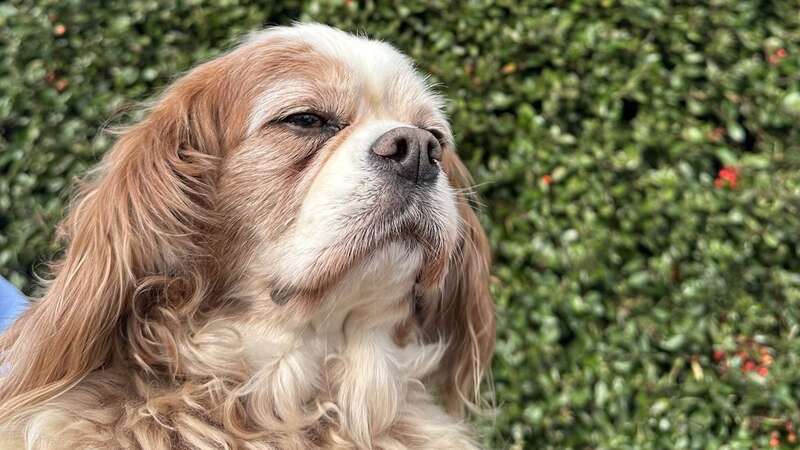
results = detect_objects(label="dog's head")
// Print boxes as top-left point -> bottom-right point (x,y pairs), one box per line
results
221,26 -> 462,307
0,24 -> 493,417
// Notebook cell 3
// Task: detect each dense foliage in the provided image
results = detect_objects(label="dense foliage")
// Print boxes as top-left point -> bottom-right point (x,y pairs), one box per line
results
2,1 -> 800,448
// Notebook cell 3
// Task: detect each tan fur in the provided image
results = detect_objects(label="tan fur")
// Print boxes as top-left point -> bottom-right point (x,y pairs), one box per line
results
0,24 -> 494,450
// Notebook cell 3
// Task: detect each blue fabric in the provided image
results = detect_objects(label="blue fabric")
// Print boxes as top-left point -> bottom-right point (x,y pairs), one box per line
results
0,277 -> 27,333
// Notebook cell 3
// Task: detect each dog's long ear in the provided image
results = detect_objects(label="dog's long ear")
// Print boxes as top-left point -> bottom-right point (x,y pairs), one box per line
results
0,58 -> 240,420
422,150 -> 495,415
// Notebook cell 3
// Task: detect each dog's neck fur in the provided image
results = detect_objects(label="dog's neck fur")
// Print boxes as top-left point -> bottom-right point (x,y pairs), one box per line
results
232,244 -> 445,446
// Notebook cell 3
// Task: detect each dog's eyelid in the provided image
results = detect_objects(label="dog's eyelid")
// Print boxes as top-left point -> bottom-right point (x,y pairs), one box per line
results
268,109 -> 347,131
274,110 -> 321,122
283,112 -> 327,128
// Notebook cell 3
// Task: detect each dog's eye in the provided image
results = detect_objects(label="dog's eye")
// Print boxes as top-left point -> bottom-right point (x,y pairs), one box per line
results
283,113 -> 327,129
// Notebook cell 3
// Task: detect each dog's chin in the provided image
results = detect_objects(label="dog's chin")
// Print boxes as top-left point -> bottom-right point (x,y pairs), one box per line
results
352,210 -> 453,286
268,239 -> 427,307
263,182 -> 456,307
356,239 -> 426,281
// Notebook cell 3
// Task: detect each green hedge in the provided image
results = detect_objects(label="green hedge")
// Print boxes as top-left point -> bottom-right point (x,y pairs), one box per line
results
2,1 -> 800,448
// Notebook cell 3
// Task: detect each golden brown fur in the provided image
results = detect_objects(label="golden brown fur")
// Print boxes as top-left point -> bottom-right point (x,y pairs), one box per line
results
0,24 -> 494,449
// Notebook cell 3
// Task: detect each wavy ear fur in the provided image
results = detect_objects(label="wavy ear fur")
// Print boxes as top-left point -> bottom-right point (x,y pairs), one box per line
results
421,150 -> 495,414
0,58 -> 240,421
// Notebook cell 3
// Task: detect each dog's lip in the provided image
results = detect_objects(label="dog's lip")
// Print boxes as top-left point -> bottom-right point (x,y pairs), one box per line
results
373,181 -> 441,221
364,217 -> 440,260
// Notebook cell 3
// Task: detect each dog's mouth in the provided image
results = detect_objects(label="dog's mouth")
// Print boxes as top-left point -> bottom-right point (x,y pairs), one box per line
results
342,190 -> 455,285
267,191 -> 454,306
362,189 -> 448,247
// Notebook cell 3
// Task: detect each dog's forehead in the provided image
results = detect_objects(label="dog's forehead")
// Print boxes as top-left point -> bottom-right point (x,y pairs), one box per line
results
247,24 -> 440,114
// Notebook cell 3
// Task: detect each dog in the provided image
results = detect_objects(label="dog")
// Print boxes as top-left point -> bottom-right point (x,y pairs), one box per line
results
0,24 -> 495,449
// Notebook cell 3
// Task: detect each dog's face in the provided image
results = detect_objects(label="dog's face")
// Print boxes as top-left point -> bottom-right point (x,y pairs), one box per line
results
0,24 -> 493,420
218,26 -> 460,305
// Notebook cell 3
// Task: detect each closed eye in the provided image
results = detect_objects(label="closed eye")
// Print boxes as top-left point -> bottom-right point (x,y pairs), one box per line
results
283,112 -> 326,129
280,112 -> 345,134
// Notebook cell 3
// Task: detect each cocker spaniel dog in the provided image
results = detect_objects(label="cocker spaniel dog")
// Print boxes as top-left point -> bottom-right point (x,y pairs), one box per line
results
0,24 -> 494,450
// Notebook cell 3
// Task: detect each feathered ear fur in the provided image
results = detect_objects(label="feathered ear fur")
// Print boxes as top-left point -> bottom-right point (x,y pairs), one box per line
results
0,58 -> 241,421
420,150 -> 495,415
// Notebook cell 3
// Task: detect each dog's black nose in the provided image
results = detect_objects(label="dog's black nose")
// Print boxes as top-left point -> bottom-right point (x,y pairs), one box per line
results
370,127 -> 442,183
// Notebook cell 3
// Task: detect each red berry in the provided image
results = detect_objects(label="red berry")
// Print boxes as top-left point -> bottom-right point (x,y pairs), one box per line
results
715,166 -> 739,189
742,360 -> 756,372
541,175 -> 553,185
713,350 -> 725,361
757,366 -> 769,377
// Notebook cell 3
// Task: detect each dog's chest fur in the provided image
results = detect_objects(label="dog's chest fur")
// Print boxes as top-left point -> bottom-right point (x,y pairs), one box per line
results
5,247 -> 480,449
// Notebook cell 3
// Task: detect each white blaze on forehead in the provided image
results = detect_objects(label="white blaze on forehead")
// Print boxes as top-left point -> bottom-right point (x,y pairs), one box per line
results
248,23 -> 412,79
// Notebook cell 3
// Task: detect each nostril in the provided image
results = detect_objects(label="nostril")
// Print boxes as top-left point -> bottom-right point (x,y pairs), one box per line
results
427,140 -> 439,165
427,138 -> 442,164
393,138 -> 408,162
